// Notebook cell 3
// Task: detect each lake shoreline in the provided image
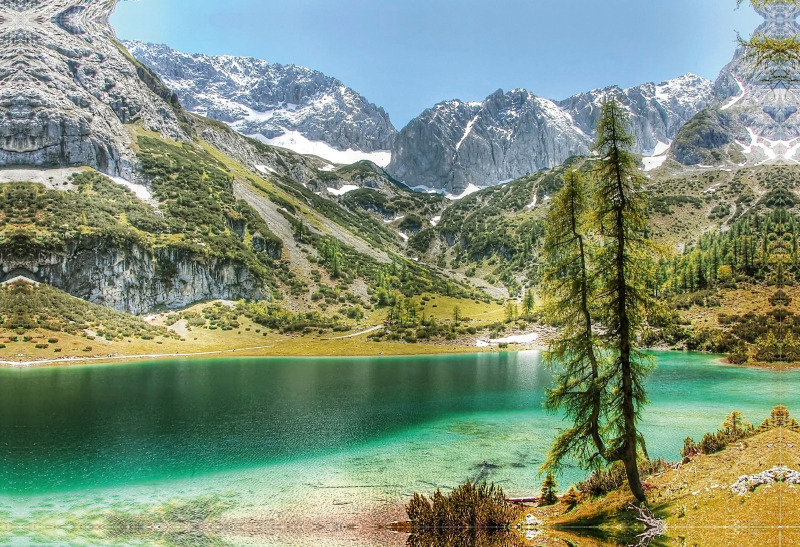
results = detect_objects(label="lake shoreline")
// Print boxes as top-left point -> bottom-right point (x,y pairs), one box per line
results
3,339 -> 792,371
2,351 -> 793,531
0,339 -> 501,369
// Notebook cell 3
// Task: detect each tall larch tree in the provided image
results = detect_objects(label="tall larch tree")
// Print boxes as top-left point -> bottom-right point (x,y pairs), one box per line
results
592,99 -> 657,503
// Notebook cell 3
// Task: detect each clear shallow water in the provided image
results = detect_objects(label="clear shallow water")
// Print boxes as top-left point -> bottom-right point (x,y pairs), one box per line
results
0,351 -> 795,524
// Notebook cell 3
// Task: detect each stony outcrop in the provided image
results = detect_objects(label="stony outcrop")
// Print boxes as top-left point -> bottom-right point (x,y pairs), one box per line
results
0,235 -> 267,315
0,0 -> 185,179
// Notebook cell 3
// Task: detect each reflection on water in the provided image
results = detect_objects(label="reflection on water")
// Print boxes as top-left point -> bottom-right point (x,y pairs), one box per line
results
407,531 -> 526,547
9,527 -> 792,547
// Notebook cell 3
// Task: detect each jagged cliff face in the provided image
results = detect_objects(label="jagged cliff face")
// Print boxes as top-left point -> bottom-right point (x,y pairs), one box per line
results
0,0 -> 184,178
125,41 -> 396,157
558,74 -> 714,154
0,1 -> 279,314
388,90 -> 591,194
673,3 -> 800,165
0,236 -> 266,315
388,76 -> 713,193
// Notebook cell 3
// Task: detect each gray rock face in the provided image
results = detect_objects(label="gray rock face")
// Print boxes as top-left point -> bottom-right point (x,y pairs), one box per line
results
674,3 -> 800,165
0,0 -> 184,179
558,74 -> 715,154
124,41 -> 396,154
389,76 -> 714,193
388,90 -> 592,194
0,236 -> 267,315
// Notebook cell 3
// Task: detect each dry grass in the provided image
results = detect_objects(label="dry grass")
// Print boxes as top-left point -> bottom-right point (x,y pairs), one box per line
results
526,428 -> 800,547
680,284 -> 798,328
415,294 -> 508,324
0,296 -> 510,366
0,326 -> 489,365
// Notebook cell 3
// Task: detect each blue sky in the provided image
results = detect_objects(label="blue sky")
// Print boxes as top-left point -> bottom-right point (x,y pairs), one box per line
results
112,0 -> 762,128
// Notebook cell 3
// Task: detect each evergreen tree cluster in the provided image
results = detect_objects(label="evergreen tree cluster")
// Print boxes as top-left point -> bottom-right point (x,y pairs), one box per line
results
656,209 -> 800,295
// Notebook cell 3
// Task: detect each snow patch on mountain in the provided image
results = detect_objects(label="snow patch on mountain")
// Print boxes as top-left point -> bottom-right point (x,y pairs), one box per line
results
642,140 -> 671,172
250,131 -> 391,167
456,115 -> 480,151
108,176 -> 154,203
446,183 -> 483,200
721,75 -> 746,110
736,128 -> 800,164
327,184 -> 359,196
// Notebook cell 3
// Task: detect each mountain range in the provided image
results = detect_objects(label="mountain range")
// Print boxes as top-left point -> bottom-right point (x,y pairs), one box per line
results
127,42 -> 715,193
0,0 -> 794,316
390,74 -> 714,193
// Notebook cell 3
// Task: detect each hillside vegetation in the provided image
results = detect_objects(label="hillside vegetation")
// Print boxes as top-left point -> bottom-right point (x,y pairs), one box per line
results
2,101 -> 799,363
529,407 -> 800,547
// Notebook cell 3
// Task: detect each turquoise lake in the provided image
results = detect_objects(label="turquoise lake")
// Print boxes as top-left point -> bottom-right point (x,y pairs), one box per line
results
0,350 -> 795,532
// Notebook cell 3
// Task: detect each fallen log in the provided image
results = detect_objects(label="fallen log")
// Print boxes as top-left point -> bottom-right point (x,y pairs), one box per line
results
507,497 -> 539,503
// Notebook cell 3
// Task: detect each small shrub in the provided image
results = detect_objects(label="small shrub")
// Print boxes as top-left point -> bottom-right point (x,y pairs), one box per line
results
406,481 -> 515,529
540,473 -> 558,506
561,487 -> 580,510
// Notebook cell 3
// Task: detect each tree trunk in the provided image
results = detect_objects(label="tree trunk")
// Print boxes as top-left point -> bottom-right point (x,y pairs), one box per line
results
611,106 -> 647,503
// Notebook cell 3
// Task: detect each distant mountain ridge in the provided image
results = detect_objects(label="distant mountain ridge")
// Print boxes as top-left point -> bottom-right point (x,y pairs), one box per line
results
388,89 -> 591,194
389,75 -> 715,193
127,41 -> 717,191
557,74 -> 715,154
124,41 -> 396,165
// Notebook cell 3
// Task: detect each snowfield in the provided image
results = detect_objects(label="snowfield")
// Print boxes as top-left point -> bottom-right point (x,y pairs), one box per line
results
249,131 -> 391,167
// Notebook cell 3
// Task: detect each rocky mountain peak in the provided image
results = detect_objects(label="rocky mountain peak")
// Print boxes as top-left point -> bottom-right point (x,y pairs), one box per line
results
125,41 -> 396,164
387,88 -> 592,194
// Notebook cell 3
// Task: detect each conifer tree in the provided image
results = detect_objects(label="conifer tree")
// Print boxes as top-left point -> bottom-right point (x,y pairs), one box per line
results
505,301 -> 516,322
722,411 -> 752,436
523,289 -> 536,316
540,473 -> 558,506
591,99 -> 656,503
541,169 -> 609,473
